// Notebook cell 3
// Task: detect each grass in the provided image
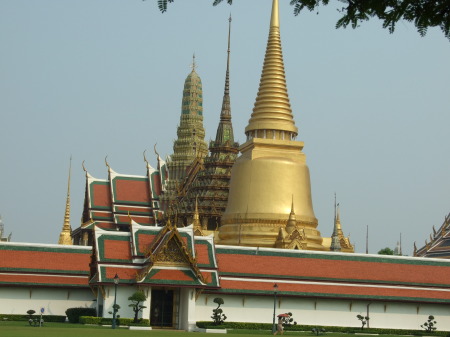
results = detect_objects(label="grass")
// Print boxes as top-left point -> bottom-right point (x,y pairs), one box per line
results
0,322 -> 428,337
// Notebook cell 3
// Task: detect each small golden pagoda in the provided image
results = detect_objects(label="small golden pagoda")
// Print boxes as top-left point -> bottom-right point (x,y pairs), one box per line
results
218,0 -> 325,250
58,158 -> 73,245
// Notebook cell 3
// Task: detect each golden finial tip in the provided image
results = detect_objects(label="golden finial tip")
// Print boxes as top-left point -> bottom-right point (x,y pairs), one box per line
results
270,0 -> 279,28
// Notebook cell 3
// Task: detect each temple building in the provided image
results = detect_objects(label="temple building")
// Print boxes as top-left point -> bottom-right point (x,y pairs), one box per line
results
414,211 -> 450,258
66,0 -> 352,252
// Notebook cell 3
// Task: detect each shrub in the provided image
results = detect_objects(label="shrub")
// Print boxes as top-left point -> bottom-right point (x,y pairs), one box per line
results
211,297 -> 227,325
421,315 -> 437,332
128,291 -> 147,323
0,314 -> 65,322
79,316 -> 150,326
65,307 -> 96,323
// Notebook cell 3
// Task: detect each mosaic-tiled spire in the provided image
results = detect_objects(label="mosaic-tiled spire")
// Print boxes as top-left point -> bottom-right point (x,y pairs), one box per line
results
215,15 -> 235,146
178,17 -> 239,230
167,56 -> 208,182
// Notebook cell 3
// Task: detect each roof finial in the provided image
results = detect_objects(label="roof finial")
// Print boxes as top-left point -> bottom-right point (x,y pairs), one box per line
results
58,156 -> 73,245
105,155 -> 110,169
270,0 -> 280,28
191,53 -> 197,72
143,150 -> 149,166
290,194 -> 295,214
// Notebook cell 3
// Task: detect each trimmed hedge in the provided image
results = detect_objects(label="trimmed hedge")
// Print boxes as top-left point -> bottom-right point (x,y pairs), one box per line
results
0,314 -> 65,322
79,316 -> 150,327
196,321 -> 449,335
65,308 -> 96,323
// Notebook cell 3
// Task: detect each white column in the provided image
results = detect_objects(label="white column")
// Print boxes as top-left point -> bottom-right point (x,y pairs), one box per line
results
179,288 -> 197,331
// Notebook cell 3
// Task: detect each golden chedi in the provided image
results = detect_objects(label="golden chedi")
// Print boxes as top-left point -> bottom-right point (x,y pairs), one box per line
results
218,0 -> 325,250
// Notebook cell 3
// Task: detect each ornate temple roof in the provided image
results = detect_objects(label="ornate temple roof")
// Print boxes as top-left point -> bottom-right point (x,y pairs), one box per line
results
72,158 -> 167,246
415,211 -> 450,258
213,245 -> 450,303
90,220 -> 220,288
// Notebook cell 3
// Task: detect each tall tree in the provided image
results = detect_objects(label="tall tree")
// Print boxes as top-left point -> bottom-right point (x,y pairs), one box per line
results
156,0 -> 450,40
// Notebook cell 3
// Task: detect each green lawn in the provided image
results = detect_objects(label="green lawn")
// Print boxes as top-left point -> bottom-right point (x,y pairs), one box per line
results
0,322 -> 425,337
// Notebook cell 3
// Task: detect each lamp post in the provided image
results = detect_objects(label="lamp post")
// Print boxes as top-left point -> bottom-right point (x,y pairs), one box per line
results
272,283 -> 278,334
112,273 -> 119,329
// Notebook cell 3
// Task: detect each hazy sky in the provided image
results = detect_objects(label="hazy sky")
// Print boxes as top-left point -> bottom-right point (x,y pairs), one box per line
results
1,0 -> 449,255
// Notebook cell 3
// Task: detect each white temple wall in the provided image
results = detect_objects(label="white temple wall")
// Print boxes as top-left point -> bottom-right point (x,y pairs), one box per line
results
195,294 -> 450,331
0,287 -> 94,316
102,285 -> 136,319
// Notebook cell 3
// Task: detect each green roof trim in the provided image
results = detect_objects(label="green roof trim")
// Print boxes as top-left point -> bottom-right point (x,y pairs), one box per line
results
142,268 -> 202,286
218,271 -> 450,289
0,281 -> 89,288
0,245 -> 91,254
195,240 -> 217,268
0,267 -> 89,275
216,247 -> 450,267
89,181 -> 111,210
97,234 -> 133,263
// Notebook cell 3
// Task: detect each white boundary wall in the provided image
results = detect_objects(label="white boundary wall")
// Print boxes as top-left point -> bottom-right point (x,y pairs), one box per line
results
195,294 -> 450,331
0,287 -> 94,316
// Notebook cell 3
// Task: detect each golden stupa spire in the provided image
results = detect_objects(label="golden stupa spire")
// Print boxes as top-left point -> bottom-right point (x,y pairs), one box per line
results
245,0 -> 298,139
58,157 -> 73,245
286,195 -> 296,234
193,196 -> 201,228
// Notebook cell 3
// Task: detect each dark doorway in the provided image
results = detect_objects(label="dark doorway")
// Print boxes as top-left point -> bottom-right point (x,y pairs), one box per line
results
150,289 -> 174,328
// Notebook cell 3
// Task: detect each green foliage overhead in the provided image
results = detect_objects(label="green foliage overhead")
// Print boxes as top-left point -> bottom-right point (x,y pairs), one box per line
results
156,0 -> 450,40
378,247 -> 395,255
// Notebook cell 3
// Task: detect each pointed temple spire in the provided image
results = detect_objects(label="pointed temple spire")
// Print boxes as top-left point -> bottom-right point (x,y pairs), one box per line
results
330,194 -> 341,252
245,0 -> 298,139
286,195 -> 296,234
215,14 -> 235,145
175,16 -> 239,230
58,157 -> 73,245
193,196 -> 201,228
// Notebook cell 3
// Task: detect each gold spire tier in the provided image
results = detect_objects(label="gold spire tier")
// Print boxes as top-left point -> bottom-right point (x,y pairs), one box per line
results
218,0 -> 324,250
245,0 -> 298,139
